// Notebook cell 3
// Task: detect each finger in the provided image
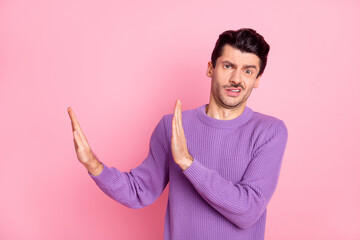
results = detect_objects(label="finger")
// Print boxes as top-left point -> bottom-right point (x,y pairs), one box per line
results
67,107 -> 90,148
67,107 -> 83,133
173,100 -> 179,114
68,108 -> 89,147
172,100 -> 179,134
73,130 -> 86,150
173,122 -> 180,139
174,101 -> 181,135
73,132 -> 79,150
177,100 -> 183,131
175,101 -> 183,134
67,107 -> 77,132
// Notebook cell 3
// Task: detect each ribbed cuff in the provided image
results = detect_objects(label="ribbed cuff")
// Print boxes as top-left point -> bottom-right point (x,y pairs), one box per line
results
88,162 -> 113,184
183,158 -> 208,188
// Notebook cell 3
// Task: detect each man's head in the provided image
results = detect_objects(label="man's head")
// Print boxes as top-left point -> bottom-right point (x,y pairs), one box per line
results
211,28 -> 270,78
206,28 -> 270,112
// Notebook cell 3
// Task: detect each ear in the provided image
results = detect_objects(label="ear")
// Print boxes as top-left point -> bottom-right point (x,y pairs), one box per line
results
206,61 -> 213,78
254,74 -> 262,88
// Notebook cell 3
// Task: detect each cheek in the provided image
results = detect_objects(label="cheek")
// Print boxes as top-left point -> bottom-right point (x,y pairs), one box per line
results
211,78 -> 222,95
244,79 -> 256,89
213,72 -> 226,84
212,77 -> 222,89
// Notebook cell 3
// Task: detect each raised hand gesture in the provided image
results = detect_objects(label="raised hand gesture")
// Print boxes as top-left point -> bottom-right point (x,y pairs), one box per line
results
67,107 -> 103,176
171,100 -> 194,170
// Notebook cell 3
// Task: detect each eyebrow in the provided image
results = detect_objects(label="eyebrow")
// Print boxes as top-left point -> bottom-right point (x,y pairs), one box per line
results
220,61 -> 236,68
243,65 -> 257,70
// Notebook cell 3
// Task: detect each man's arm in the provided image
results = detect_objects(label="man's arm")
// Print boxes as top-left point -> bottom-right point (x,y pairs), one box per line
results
88,116 -> 170,209
170,104 -> 288,228
68,107 -> 170,209
183,120 -> 288,228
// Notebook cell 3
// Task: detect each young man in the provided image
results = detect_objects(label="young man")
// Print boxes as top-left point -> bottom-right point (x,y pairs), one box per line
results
68,28 -> 288,239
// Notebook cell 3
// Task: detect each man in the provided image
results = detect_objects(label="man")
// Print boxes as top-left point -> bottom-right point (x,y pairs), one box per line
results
68,28 -> 288,239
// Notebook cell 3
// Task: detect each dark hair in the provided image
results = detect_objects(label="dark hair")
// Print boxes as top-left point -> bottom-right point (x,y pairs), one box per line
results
211,28 -> 270,78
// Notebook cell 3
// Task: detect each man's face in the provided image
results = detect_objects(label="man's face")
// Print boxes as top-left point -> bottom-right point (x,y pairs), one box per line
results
207,44 -> 262,110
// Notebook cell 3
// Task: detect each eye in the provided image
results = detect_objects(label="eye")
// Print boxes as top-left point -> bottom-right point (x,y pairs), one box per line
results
245,69 -> 252,74
224,64 -> 232,69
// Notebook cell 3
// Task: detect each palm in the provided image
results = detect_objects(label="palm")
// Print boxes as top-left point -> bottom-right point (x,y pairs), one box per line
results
171,100 -> 193,170
67,107 -> 102,175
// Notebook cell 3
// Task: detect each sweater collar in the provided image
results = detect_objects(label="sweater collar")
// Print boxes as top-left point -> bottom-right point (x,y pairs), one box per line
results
196,104 -> 253,129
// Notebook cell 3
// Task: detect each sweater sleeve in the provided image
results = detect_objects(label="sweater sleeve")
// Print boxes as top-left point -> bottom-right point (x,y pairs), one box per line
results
88,116 -> 170,209
183,120 -> 288,229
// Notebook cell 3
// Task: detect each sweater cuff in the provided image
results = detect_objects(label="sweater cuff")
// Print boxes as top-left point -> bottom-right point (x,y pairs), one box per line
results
88,162 -> 113,185
183,158 -> 207,188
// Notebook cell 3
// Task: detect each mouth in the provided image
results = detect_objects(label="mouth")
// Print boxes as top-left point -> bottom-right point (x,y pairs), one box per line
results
225,88 -> 241,96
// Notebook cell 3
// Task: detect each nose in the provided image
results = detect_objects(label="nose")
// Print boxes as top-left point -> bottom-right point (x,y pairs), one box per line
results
229,69 -> 243,86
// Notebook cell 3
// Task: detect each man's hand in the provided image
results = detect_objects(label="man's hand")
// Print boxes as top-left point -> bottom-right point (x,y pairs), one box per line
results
67,107 -> 103,176
171,100 -> 193,171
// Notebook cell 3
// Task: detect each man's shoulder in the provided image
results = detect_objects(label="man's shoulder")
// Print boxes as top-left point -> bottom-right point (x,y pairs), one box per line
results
248,109 -> 288,147
251,109 -> 282,123
248,108 -> 287,131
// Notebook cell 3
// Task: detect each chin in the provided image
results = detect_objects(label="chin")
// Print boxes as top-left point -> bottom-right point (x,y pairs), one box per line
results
217,96 -> 239,108
220,100 -> 243,109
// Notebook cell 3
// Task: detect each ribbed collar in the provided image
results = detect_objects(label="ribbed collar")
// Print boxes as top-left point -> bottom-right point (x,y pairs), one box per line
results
196,104 -> 253,129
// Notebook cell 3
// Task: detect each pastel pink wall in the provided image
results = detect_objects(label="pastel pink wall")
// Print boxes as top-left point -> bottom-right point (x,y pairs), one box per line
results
1,0 -> 359,239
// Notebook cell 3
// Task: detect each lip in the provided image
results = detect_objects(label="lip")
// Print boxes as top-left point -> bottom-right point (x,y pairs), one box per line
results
225,88 -> 241,97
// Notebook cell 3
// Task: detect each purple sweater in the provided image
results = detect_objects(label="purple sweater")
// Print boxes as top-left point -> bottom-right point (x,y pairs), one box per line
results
90,104 -> 288,239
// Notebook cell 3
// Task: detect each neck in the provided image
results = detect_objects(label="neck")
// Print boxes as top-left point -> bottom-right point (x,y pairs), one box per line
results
205,101 -> 247,120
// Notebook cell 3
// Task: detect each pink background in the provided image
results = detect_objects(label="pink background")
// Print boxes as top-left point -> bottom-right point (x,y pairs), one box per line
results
1,0 -> 359,239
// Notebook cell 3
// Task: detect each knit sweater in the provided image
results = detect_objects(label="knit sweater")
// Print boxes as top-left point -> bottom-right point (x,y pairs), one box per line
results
89,104 -> 288,240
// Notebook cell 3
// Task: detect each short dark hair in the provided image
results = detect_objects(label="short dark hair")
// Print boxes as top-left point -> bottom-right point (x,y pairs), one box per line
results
211,28 -> 270,78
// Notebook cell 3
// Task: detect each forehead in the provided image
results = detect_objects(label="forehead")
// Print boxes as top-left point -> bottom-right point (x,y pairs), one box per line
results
217,44 -> 260,67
